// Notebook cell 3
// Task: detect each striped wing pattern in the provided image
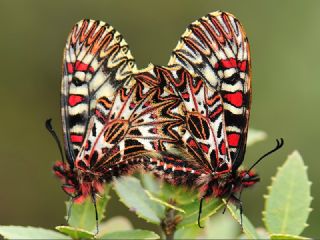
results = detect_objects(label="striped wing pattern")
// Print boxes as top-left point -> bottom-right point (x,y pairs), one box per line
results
61,19 -> 136,165
162,67 -> 231,173
74,65 -> 185,179
168,11 -> 251,172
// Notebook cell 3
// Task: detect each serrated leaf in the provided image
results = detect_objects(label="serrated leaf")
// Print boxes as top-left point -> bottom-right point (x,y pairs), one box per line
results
67,185 -> 111,232
174,225 -> 203,239
227,204 -> 259,239
204,212 -> 240,239
99,229 -> 160,239
145,190 -> 185,213
113,176 -> 165,224
160,181 -> 198,205
141,173 -> 161,195
55,226 -> 94,239
270,233 -> 309,240
263,151 -> 312,235
0,226 -> 70,239
177,198 -> 223,228
97,216 -> 133,237
247,128 -> 267,146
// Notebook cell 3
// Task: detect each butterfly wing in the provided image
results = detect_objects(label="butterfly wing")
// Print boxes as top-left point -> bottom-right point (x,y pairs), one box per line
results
61,19 -> 136,166
74,65 -> 185,177
157,66 -> 232,174
168,11 -> 251,171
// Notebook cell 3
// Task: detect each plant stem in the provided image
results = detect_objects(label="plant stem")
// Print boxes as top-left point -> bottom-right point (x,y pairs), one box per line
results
161,200 -> 181,240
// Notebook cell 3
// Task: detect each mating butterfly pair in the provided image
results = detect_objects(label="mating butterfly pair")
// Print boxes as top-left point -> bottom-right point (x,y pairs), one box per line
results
48,11 -> 283,232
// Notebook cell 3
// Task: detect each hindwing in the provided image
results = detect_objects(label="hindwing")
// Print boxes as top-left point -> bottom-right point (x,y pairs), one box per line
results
74,65 -> 185,177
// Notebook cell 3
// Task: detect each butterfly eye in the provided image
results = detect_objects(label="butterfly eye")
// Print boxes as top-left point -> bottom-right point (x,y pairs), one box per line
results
242,173 -> 250,181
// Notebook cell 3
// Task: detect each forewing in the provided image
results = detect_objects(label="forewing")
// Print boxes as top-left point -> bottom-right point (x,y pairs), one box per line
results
168,11 -> 251,170
61,19 -> 136,164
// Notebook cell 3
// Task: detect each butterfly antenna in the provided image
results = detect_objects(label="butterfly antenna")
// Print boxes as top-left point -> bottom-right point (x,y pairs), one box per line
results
247,138 -> 284,172
45,119 -> 65,164
198,197 -> 205,228
91,191 -> 99,235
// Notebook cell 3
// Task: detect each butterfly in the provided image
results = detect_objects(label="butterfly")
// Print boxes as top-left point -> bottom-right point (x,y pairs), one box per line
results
47,19 -> 186,232
141,11 -> 284,227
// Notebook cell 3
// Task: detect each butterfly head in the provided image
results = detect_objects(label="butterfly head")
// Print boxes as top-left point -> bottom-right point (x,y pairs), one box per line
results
238,169 -> 260,188
53,161 -> 103,203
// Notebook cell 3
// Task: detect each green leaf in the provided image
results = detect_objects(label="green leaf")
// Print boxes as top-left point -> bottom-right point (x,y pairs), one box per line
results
99,229 -> 160,239
113,176 -> 165,224
247,128 -> 267,146
97,216 -> 133,237
0,226 -> 70,239
160,181 -> 198,205
67,185 -> 111,232
256,228 -> 270,239
174,225 -> 203,239
204,212 -> 240,239
145,190 -> 185,213
263,151 -> 312,235
55,226 -> 94,239
227,204 -> 259,239
177,198 -> 223,228
140,173 -> 161,195
270,233 -> 309,240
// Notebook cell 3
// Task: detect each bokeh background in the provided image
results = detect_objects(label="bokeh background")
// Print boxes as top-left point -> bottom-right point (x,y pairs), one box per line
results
0,0 -> 319,238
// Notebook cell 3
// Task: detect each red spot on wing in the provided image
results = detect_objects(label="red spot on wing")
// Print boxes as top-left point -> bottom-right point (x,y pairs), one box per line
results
143,101 -> 151,107
200,143 -> 209,154
220,141 -> 226,155
188,139 -> 197,148
220,58 -> 237,68
75,60 -> 94,73
129,102 -> 136,109
238,60 -> 247,72
67,63 -> 74,74
68,95 -> 85,107
181,92 -> 189,100
70,134 -> 83,143
214,59 -> 247,72
224,91 -> 243,107
209,105 -> 223,120
150,113 -> 157,119
228,133 -> 240,147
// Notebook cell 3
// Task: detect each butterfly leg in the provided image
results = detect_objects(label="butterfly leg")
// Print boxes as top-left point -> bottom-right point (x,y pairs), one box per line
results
91,191 -> 99,235
198,197 -> 205,228
66,197 -> 74,223
222,184 -> 235,214
197,188 -> 213,228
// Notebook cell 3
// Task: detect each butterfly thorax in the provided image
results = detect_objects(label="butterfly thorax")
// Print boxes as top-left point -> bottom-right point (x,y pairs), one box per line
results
203,169 -> 259,198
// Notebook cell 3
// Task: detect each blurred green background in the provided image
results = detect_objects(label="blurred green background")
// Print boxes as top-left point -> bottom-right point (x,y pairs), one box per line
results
0,0 -> 319,238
